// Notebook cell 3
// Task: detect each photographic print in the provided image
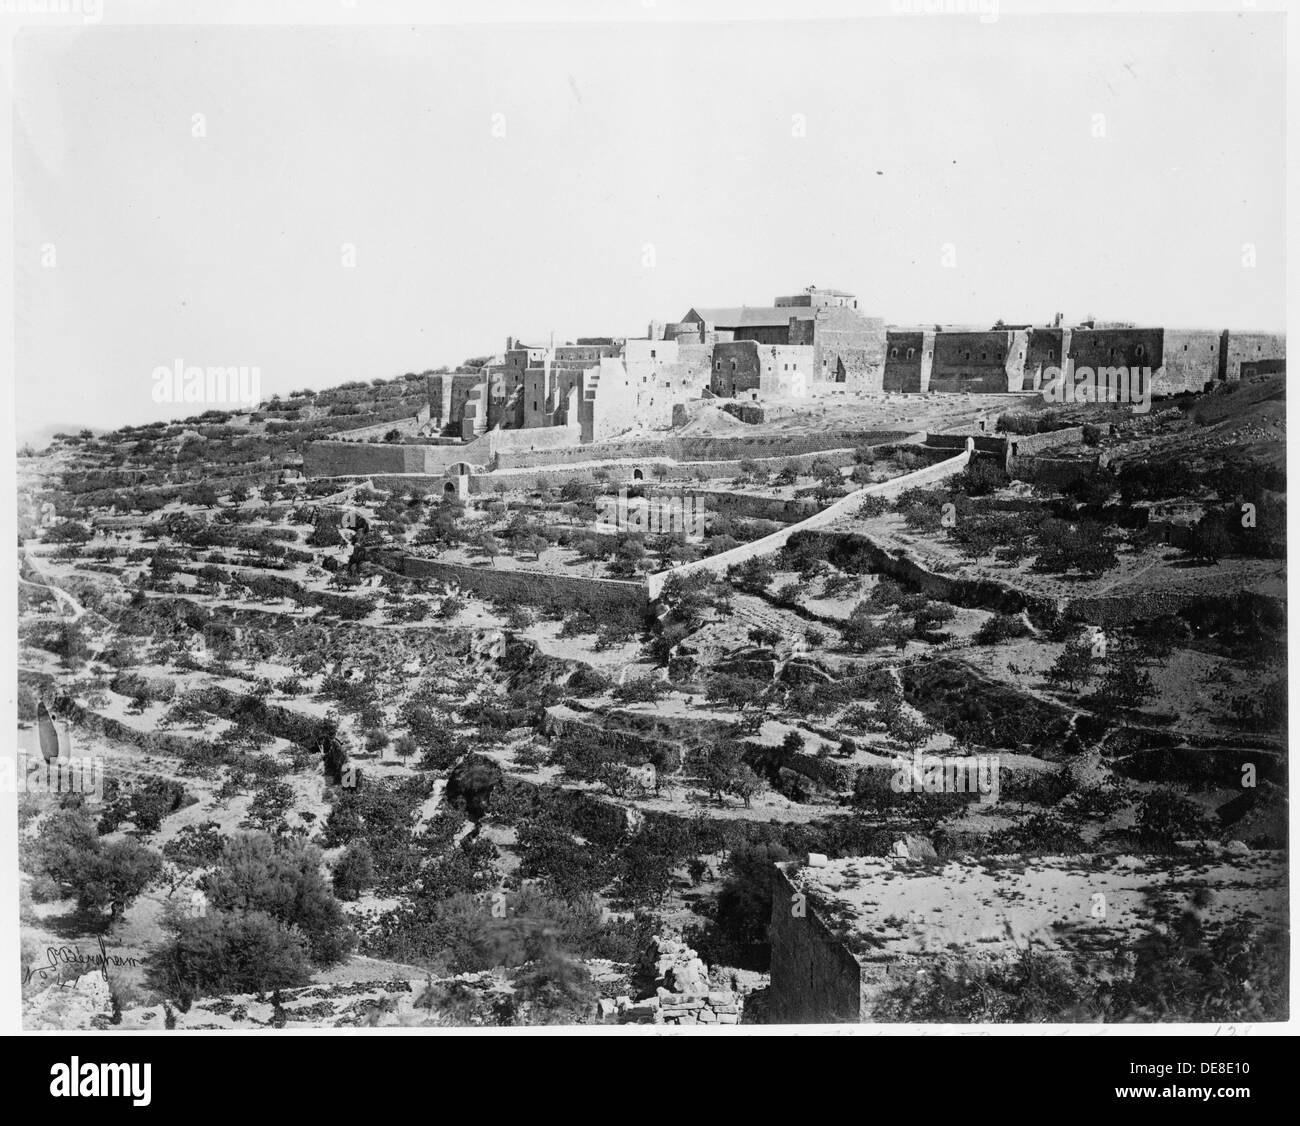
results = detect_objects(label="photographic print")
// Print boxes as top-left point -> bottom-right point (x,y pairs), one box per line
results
7,1 -> 1290,1045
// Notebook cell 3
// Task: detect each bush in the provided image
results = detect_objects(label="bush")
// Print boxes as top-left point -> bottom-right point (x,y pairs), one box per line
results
153,910 -> 313,1000
973,613 -> 1031,645
1135,790 -> 1212,848
513,951 -> 598,1024
202,833 -> 355,965
332,841 -> 377,901
73,841 -> 164,923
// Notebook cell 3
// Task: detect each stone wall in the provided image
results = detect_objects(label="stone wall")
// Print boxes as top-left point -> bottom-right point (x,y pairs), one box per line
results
926,432 -> 1008,455
646,443 -> 973,599
1002,425 -> 1086,458
768,865 -> 865,1023
1007,455 -> 1099,488
328,405 -> 430,442
304,424 -> 584,479
811,306 -> 887,388
1224,331 -> 1286,380
303,441 -> 436,477
491,430 -> 910,471
1023,327 -> 1066,390
596,935 -> 744,1026
789,528 -> 1059,621
929,330 -> 1024,393
1068,326 -> 1163,375
401,556 -> 647,614
1161,329 -> 1225,394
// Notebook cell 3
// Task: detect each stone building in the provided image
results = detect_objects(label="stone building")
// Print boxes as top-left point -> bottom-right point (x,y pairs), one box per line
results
709,341 -> 814,398
929,328 -> 1030,392
882,328 -> 934,392
1224,331 -> 1287,381
775,285 -> 862,311
675,287 -> 886,388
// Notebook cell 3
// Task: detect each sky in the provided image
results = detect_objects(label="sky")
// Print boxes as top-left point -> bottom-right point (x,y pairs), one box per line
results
11,11 -> 1287,435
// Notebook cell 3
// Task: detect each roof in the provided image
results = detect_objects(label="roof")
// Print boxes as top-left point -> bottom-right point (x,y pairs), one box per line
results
684,306 -> 816,329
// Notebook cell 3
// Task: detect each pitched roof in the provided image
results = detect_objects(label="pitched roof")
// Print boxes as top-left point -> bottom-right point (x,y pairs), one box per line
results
684,306 -> 815,328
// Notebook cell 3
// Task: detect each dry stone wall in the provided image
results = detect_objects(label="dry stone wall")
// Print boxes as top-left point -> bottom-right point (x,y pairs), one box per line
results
647,443 -> 973,599
401,556 -> 647,614
768,865 -> 865,1023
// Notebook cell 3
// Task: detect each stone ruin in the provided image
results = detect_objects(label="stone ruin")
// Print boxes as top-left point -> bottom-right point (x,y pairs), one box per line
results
595,934 -> 743,1026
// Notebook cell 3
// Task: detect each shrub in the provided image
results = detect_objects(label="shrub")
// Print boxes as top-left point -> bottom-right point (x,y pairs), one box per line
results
72,840 -> 164,923
513,951 -> 598,1024
332,841 -> 377,901
1135,790 -> 1212,848
974,613 -> 1031,645
202,833 -> 355,965
153,909 -> 313,1000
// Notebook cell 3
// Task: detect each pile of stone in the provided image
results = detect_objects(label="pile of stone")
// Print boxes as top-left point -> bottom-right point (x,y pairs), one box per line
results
596,935 -> 743,1026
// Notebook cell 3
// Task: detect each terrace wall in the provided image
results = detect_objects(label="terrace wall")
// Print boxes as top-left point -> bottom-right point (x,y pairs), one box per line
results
646,442 -> 973,599
401,557 -> 646,614
1007,455 -> 1099,488
768,866 -> 866,1023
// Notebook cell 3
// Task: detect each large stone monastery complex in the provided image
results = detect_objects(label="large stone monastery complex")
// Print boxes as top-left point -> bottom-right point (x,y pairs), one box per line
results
302,283 -> 1284,486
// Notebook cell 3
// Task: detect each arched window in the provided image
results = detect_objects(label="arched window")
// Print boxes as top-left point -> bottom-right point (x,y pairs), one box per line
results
890,347 -> 899,358
906,348 -> 915,360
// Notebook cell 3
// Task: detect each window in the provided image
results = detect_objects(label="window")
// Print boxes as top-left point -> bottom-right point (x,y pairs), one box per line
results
532,401 -> 538,411
890,347 -> 899,358
731,360 -> 737,370
906,348 -> 915,360
650,349 -> 656,358
964,350 -> 971,361
980,352 -> 986,361
715,361 -> 721,371
1135,345 -> 1145,359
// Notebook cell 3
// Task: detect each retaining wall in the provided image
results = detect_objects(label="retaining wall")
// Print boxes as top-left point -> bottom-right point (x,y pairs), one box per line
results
401,556 -> 647,614
768,865 -> 866,1023
646,442 -> 974,599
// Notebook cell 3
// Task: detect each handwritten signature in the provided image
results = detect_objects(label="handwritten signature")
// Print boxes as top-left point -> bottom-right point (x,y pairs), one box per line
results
23,934 -> 141,986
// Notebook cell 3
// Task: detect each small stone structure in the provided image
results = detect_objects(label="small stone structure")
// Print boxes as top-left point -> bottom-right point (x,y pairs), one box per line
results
596,935 -> 744,1026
